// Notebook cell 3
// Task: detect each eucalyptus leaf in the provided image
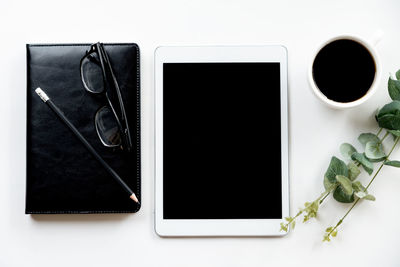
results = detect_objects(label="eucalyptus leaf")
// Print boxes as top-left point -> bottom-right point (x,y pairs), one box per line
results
323,176 -> 334,190
291,220 -> 296,230
375,108 -> 380,122
365,141 -> 386,161
311,201 -> 319,214
351,152 -> 374,175
333,186 -> 355,203
358,133 -> 380,147
347,162 -> 361,181
340,143 -> 357,160
352,181 -> 366,192
377,101 -> 400,117
324,156 -> 348,184
336,175 -> 353,195
388,77 -> 400,101
364,194 -> 376,201
355,191 -> 376,201
355,191 -> 367,198
323,235 -> 331,242
376,101 -> 400,131
377,114 -> 400,131
384,160 -> 400,167
388,129 -> 400,140
397,70 -> 400,80
388,130 -> 400,137
368,158 -> 386,163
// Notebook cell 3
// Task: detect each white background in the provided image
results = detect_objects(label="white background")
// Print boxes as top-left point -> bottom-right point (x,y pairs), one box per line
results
0,0 -> 400,266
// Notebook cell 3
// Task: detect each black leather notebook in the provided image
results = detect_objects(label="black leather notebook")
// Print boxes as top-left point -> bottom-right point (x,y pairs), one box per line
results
26,43 -> 141,214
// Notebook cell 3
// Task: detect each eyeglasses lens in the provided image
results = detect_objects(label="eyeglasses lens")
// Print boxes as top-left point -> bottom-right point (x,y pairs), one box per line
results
95,106 -> 122,147
81,52 -> 105,93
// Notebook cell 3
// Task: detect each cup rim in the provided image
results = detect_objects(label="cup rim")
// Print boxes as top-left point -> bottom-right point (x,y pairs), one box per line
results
308,34 -> 381,109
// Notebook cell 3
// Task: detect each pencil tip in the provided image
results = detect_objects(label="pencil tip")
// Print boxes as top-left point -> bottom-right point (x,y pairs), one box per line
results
130,193 -> 139,203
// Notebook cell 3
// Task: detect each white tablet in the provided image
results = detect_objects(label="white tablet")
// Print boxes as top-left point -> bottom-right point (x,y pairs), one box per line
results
154,46 -> 289,236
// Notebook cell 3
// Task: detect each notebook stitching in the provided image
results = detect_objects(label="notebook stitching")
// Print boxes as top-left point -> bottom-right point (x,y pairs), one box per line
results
135,45 -> 141,212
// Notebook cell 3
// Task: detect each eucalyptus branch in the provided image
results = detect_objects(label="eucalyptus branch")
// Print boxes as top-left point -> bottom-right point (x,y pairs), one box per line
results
324,136 -> 400,241
280,184 -> 336,232
283,70 -> 400,242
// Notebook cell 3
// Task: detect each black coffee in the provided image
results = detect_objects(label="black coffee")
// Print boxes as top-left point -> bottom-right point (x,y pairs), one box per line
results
312,39 -> 376,103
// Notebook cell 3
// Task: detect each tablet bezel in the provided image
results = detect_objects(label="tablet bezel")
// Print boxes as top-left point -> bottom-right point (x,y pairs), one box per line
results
154,46 -> 289,236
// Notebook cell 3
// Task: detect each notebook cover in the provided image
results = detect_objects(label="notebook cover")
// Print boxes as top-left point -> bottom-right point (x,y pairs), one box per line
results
26,43 -> 141,214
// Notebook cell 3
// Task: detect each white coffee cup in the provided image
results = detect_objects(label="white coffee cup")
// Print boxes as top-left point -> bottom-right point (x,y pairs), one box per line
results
308,33 -> 382,109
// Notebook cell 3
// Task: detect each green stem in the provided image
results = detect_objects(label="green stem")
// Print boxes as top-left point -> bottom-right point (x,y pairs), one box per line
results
318,187 -> 333,201
327,198 -> 359,236
319,191 -> 330,204
364,162 -> 385,191
388,136 -> 400,157
379,132 -> 389,144
285,186 -> 335,229
355,131 -> 387,169
327,136 -> 400,238
366,136 -> 400,190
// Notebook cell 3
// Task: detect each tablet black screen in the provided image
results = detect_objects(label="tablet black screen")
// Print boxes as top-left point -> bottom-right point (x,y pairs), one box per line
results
163,63 -> 282,219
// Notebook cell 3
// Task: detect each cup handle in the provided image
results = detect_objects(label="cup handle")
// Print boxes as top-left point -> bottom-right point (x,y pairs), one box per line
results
369,29 -> 384,46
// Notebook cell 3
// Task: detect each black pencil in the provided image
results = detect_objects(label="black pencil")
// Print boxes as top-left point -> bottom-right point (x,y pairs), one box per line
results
35,87 -> 139,204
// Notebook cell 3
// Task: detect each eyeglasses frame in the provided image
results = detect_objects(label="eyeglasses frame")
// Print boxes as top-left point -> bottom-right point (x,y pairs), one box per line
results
80,42 -> 133,152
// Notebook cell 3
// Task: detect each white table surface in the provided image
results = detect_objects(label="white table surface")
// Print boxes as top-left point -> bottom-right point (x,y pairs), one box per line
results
1,0 -> 400,266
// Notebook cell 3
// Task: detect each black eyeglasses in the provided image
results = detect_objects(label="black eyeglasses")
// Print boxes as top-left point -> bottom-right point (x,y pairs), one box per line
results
80,43 -> 133,152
